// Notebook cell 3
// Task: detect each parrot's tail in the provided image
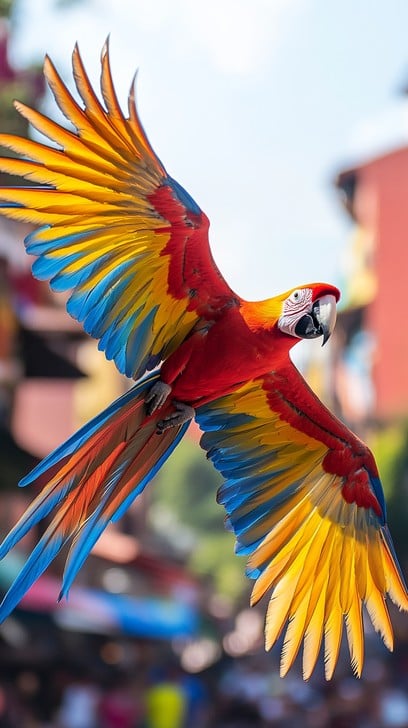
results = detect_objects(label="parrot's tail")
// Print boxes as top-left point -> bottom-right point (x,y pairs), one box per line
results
0,372 -> 188,621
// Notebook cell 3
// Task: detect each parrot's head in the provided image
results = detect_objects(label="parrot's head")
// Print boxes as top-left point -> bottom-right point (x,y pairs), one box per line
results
277,283 -> 340,345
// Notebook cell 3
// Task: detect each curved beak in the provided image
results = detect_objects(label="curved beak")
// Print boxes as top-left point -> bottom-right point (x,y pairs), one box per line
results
314,295 -> 337,346
313,294 -> 337,345
294,294 -> 337,345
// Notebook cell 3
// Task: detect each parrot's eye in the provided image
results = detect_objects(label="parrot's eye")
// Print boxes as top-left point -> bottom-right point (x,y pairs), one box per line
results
291,290 -> 300,302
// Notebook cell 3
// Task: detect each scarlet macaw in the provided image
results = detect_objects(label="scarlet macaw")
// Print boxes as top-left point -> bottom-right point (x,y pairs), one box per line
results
0,43 -> 406,680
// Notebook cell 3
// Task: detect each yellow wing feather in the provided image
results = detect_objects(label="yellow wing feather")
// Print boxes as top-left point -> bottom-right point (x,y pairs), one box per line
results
197,370 -> 408,679
0,43 -> 233,379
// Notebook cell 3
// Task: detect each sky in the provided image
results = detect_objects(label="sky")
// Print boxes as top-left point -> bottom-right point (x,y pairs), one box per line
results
7,0 -> 408,302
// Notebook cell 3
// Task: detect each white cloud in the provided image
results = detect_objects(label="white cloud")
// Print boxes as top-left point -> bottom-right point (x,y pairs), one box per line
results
11,0 -> 305,78
177,0 -> 303,75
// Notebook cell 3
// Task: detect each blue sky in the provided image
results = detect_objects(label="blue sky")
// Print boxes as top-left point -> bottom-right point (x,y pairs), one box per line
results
8,0 -> 408,301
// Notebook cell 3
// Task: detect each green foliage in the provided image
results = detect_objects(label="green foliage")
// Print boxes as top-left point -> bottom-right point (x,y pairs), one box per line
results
153,435 -> 224,530
372,422 -> 408,563
189,531 -> 247,601
151,435 -> 247,601
0,0 -> 13,17
371,425 -> 405,499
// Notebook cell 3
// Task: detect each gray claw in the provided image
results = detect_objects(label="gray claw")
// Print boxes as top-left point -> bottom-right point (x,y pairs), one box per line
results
157,401 -> 195,434
145,381 -> 172,415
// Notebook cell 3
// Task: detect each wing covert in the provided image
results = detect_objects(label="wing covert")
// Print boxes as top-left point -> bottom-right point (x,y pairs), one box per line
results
0,42 -> 233,379
196,363 -> 408,679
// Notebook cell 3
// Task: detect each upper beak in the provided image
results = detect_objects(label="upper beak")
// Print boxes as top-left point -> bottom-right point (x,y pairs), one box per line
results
313,294 -> 337,345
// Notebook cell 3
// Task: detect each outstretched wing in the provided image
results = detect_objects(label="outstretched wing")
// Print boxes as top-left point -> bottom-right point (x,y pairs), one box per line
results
0,42 -> 234,379
196,362 -> 408,680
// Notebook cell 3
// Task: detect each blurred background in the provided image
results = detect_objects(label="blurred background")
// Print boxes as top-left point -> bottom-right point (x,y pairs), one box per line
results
0,0 -> 408,725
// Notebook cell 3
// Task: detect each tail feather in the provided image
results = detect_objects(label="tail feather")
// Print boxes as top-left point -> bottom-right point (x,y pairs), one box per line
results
0,372 -> 188,620
0,532 -> 66,618
0,375 -> 157,559
60,413 -> 187,598
19,375 -> 156,487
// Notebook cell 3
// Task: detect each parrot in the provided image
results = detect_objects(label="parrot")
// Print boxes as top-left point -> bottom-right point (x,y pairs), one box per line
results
0,41 -> 406,681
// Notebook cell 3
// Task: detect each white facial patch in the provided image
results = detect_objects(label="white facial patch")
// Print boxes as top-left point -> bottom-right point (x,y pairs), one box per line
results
278,288 -> 313,337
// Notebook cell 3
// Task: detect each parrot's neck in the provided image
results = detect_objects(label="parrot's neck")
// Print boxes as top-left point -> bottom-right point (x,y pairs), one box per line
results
240,297 -> 285,331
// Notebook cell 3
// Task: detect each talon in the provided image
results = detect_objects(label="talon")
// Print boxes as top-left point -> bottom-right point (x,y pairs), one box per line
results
156,401 -> 195,434
145,380 -> 172,415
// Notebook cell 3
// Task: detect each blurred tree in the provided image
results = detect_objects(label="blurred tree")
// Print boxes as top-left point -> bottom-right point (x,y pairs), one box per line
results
151,436 -> 247,601
380,424 -> 408,564
373,423 -> 408,564
0,0 -> 12,17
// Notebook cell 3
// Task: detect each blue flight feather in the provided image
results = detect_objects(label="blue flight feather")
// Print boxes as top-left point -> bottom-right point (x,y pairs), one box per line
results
0,532 -> 66,621
25,228 -> 95,256
60,420 -> 189,598
18,372 -> 158,487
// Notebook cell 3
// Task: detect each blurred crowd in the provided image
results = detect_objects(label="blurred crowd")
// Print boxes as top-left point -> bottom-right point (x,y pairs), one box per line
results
0,638 -> 407,728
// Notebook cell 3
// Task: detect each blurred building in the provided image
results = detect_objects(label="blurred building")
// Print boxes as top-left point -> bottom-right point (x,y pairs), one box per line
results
334,143 -> 408,429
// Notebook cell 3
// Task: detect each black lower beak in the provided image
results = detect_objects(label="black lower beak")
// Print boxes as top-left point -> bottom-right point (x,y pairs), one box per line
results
294,299 -> 333,345
294,313 -> 320,340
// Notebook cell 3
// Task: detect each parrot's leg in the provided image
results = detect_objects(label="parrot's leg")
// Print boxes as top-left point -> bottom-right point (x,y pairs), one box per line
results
156,401 -> 195,434
145,380 -> 195,432
145,380 -> 172,414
